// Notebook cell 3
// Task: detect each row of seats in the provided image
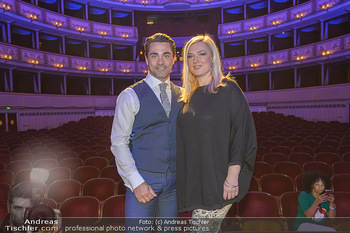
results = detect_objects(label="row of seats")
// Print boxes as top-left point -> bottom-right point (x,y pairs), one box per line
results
257,145 -> 350,160
0,165 -> 122,185
227,191 -> 350,231
1,113 -> 350,230
0,156 -> 116,174
0,149 -> 114,162
254,160 -> 350,178
249,173 -> 350,195
0,177 -> 126,204
2,191 -> 349,231
0,194 -> 126,219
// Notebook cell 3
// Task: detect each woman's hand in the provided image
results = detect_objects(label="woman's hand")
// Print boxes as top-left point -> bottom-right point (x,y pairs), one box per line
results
223,165 -> 241,200
223,180 -> 239,200
327,194 -> 335,203
315,193 -> 328,205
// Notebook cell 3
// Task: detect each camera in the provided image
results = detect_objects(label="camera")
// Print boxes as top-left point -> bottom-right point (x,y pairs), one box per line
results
24,204 -> 59,231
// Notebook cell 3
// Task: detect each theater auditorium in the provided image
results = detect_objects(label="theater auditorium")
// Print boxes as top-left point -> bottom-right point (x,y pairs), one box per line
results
0,0 -> 350,231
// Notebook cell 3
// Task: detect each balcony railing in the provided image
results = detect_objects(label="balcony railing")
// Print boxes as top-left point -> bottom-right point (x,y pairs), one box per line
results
222,34 -> 350,72
0,0 -> 138,42
219,0 -> 346,38
0,34 -> 349,74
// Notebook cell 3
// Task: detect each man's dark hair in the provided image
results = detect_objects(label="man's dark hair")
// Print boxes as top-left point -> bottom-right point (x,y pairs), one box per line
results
144,33 -> 176,58
8,182 -> 46,205
301,171 -> 331,193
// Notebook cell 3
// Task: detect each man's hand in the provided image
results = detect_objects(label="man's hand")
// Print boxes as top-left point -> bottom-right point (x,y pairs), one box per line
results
133,182 -> 157,203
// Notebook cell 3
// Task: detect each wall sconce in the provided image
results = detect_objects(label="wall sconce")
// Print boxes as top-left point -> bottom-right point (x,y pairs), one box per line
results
29,60 -> 39,66
121,0 -> 127,3
55,63 -> 63,69
142,0 -> 148,5
228,66 -> 236,70
272,20 -> 280,26
122,34 -> 130,39
0,2 -> 11,10
227,30 -> 234,35
78,66 -> 87,71
296,56 -> 305,61
144,70 -> 148,73
249,26 -> 257,31
123,69 -> 130,73
1,54 -> 13,61
273,60 -> 281,65
54,21 -> 63,28
321,3 -> 331,10
77,27 -> 85,33
250,63 -> 258,68
99,31 -> 107,36
205,0 -> 212,3
322,51 -> 331,56
101,68 -> 109,73
27,13 -> 38,21
296,13 -> 304,19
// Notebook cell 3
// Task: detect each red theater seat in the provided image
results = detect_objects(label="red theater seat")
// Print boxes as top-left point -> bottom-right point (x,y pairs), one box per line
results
73,166 -> 99,184
33,159 -> 58,170
0,183 -> 11,201
288,152 -> 314,166
260,173 -> 295,196
60,196 -> 99,217
292,145 -> 314,155
0,155 -> 11,164
314,152 -> 341,165
99,150 -> 114,160
84,157 -> 108,170
89,145 -> 107,153
314,145 -> 337,154
59,158 -> 83,171
280,191 -> 300,217
280,140 -> 298,150
271,146 -> 291,156
56,151 -> 78,161
333,192 -> 350,217
6,160 -> 32,174
102,195 -> 125,217
0,200 -> 8,218
263,153 -> 288,166
332,161 -> 350,175
79,150 -> 98,161
332,174 -> 350,192
48,179 -> 81,204
338,145 -> 350,156
0,170 -> 14,185
274,161 -> 302,178
237,192 -> 280,217
83,178 -> 116,202
100,165 -> 122,182
249,176 -> 260,191
253,162 -> 273,178
303,161 -> 333,177
47,167 -> 71,184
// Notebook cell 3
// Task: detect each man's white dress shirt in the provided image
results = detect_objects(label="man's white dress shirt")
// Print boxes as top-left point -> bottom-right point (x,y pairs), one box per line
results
110,73 -> 172,191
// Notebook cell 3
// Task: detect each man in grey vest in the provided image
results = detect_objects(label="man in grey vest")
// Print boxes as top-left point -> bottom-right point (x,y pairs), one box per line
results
111,33 -> 182,233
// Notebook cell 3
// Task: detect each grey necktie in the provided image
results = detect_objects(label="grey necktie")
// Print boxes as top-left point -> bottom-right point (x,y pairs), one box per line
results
159,83 -> 171,117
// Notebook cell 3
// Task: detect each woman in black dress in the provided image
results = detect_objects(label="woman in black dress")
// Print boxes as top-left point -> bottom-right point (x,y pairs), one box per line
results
177,35 -> 257,232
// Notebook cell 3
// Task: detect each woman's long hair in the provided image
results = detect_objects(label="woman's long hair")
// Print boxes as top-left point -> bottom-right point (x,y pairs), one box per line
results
180,34 -> 230,103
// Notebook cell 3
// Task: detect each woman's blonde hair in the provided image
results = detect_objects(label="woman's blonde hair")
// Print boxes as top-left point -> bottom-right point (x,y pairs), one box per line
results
180,34 -> 230,103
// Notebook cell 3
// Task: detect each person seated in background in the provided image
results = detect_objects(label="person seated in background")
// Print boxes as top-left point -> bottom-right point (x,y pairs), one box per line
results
1,182 -> 61,233
294,171 -> 336,231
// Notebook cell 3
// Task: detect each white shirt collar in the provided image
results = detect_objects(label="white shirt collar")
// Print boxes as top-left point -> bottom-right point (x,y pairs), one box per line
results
145,73 -> 171,89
